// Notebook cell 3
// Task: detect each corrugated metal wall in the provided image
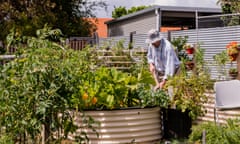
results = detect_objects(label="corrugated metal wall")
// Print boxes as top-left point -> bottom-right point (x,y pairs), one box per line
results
195,92 -> 240,124
99,32 -> 168,49
100,25 -> 240,79
99,36 -> 130,49
171,26 -> 240,79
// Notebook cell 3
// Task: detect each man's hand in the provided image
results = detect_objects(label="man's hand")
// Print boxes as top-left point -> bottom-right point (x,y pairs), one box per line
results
159,79 -> 167,89
149,63 -> 155,73
154,79 -> 167,91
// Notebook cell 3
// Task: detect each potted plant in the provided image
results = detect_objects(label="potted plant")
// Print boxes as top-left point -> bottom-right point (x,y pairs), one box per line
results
228,67 -> 238,79
70,49 -> 170,143
164,47 -> 210,139
184,57 -> 194,71
171,36 -> 194,71
226,41 -> 239,61
171,36 -> 188,53
183,43 -> 194,54
171,36 -> 189,60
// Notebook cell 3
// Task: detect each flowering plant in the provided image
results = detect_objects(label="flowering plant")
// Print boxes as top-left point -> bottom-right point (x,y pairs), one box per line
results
183,43 -> 194,49
226,41 -> 239,61
229,67 -> 238,74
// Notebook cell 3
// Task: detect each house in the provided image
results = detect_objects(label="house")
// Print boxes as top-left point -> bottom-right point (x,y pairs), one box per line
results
105,5 -> 222,37
88,18 -> 113,38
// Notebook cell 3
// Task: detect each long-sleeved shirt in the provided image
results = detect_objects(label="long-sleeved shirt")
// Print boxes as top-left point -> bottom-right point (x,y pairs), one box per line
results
147,38 -> 180,80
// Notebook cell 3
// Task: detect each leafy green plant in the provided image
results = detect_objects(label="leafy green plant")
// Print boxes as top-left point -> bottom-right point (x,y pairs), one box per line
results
0,134 -> 14,144
171,36 -> 188,52
137,84 -> 170,108
189,119 -> 240,144
166,72 -> 209,120
171,36 -> 191,61
0,26 -> 100,143
189,122 -> 226,144
112,5 -> 150,18
229,67 -> 238,74
166,46 -> 210,120
213,50 -> 229,80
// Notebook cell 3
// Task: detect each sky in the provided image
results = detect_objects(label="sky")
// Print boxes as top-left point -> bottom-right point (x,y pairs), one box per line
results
90,0 -> 220,18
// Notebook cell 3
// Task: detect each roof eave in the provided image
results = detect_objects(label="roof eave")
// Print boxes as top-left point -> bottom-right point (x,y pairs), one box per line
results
105,5 -> 222,25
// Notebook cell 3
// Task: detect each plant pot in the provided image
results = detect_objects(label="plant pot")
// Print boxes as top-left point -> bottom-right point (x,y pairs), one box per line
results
162,108 -> 192,139
185,48 -> 194,54
71,107 -> 162,144
229,72 -> 238,80
185,61 -> 194,70
229,54 -> 238,61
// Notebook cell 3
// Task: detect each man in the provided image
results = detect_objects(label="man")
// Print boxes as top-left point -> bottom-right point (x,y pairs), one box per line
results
146,29 -> 180,90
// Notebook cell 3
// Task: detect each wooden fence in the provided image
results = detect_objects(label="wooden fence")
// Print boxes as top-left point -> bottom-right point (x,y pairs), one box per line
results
68,36 -> 97,50
1,36 -> 97,55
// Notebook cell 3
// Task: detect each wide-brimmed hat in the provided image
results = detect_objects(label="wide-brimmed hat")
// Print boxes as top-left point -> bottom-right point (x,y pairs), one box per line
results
145,29 -> 162,44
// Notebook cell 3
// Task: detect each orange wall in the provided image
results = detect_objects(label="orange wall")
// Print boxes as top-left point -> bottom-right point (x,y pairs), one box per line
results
88,18 -> 113,38
161,27 -> 188,32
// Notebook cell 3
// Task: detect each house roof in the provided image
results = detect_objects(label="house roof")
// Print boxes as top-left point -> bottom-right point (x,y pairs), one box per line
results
105,5 -> 222,25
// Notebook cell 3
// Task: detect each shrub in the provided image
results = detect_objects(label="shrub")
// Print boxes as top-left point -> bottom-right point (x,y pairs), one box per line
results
189,119 -> 240,144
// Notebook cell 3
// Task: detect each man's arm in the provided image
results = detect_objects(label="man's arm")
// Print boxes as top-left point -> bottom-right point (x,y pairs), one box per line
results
147,45 -> 154,64
164,40 -> 178,80
147,45 -> 156,73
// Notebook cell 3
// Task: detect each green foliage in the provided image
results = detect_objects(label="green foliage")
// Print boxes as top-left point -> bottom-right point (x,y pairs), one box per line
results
112,6 -> 128,18
213,50 -> 229,66
0,0 -> 107,41
112,5 -> 150,18
221,3 -> 233,14
137,85 -> 170,108
189,119 -> 240,144
194,45 -> 208,74
74,67 -> 136,109
166,72 -> 209,120
171,36 -> 190,61
229,67 -> 238,74
213,50 -> 229,80
217,0 -> 240,13
189,122 -> 226,143
0,136 -> 14,144
217,0 -> 240,26
0,26 -> 99,142
0,26 -> 169,142
171,36 -> 188,52
166,47 -> 210,120
127,6 -> 150,14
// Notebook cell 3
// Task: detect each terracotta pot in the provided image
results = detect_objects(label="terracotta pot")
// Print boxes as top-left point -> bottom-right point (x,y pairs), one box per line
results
185,48 -> 194,54
229,54 -> 238,61
229,72 -> 238,80
185,61 -> 194,70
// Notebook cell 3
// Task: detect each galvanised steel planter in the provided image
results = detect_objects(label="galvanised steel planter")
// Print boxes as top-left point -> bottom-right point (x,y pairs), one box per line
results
72,107 -> 162,144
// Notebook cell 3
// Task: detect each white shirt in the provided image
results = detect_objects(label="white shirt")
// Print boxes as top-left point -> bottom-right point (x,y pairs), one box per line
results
147,38 -> 180,80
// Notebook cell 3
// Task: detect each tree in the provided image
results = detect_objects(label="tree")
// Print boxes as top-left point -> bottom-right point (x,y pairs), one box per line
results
217,0 -> 240,26
0,0 -> 107,41
112,5 -> 150,18
217,0 -> 240,13
112,6 -> 128,18
127,6 -> 149,14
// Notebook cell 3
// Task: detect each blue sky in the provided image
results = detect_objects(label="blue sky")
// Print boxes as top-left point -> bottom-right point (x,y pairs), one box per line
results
90,0 -> 220,18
